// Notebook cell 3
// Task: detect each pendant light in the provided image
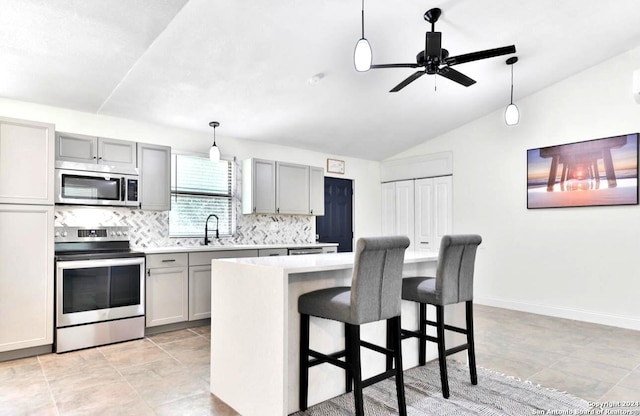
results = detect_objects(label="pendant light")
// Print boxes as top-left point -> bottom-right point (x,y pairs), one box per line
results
505,57 -> 519,126
209,121 -> 221,162
354,0 -> 372,72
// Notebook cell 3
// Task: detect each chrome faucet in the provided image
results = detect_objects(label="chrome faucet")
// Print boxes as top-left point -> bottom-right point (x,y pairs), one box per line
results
204,214 -> 219,245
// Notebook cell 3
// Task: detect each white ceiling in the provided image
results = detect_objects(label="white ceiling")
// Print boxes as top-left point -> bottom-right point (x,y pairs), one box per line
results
2,0 -> 640,160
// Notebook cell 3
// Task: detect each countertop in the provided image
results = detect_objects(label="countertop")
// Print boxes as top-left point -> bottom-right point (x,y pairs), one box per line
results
212,251 -> 438,274
140,242 -> 338,254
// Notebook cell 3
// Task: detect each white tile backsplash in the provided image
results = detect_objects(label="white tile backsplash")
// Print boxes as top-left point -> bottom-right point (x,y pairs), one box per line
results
54,206 -> 315,248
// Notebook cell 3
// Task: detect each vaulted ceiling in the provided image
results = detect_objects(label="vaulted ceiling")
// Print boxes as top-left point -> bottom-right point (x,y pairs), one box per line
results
2,0 -> 640,160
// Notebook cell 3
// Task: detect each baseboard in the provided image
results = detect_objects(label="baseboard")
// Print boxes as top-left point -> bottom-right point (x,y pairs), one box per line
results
475,296 -> 640,331
0,344 -> 52,362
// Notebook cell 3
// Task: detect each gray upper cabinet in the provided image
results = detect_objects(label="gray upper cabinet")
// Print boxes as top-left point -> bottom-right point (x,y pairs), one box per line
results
0,116 -> 54,205
138,143 -> 171,211
242,158 -> 276,214
243,158 -> 324,216
55,132 -> 137,171
309,166 -> 324,216
276,162 -> 310,215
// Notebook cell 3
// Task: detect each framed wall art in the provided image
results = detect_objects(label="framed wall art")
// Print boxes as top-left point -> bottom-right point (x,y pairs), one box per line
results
527,133 -> 639,208
327,158 -> 345,174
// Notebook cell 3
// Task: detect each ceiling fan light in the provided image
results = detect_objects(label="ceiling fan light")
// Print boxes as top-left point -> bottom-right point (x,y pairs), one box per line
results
505,103 -> 520,126
354,38 -> 372,72
209,143 -> 220,162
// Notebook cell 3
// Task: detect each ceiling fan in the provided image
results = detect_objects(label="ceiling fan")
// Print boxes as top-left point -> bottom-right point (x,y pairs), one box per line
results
371,8 -> 516,92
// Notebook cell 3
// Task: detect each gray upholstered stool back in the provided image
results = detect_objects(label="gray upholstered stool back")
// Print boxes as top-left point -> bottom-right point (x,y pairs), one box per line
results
350,236 -> 410,324
435,234 -> 482,306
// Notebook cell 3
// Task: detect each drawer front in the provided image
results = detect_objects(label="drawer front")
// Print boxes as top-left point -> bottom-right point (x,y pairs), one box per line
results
146,253 -> 188,269
189,249 -> 259,266
258,248 -> 288,257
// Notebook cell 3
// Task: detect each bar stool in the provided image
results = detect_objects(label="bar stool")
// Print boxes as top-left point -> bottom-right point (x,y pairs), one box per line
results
401,234 -> 482,398
298,236 -> 410,416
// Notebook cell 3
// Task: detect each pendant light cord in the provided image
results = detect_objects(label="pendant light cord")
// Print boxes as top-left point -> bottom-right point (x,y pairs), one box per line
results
361,0 -> 365,38
510,64 -> 514,105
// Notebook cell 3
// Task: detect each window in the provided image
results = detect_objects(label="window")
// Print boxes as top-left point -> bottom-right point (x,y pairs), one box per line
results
169,154 -> 234,237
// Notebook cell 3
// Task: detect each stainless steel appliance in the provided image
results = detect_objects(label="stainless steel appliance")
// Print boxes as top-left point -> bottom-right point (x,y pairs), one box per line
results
55,168 -> 139,207
54,226 -> 145,353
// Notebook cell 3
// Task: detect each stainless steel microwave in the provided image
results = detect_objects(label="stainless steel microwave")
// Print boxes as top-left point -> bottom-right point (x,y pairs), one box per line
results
55,168 -> 139,207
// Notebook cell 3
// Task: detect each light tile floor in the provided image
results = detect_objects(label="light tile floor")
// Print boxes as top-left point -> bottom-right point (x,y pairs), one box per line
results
1,306 -> 638,415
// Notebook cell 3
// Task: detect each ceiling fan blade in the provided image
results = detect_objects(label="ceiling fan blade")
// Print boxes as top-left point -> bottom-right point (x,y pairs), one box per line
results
437,66 -> 476,87
371,63 -> 420,69
426,32 -> 442,60
390,71 -> 425,92
444,45 -> 516,66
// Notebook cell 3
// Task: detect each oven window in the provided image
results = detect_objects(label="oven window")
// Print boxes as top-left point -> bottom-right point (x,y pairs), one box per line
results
61,174 -> 121,201
62,264 -> 141,313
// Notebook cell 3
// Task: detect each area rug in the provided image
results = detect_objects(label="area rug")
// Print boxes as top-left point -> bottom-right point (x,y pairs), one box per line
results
291,361 -> 593,415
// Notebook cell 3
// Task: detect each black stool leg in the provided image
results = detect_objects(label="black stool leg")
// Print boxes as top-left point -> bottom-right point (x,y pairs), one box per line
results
435,304 -> 450,398
418,302 -> 427,366
299,313 -> 310,410
345,323 -> 353,392
346,323 -> 364,416
390,316 -> 407,416
385,319 -> 394,371
466,300 -> 478,385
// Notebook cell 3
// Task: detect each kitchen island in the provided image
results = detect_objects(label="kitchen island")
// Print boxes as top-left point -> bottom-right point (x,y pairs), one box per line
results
209,251 -> 440,415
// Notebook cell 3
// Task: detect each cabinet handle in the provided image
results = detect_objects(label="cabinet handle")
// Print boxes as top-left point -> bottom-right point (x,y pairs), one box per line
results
310,209 -> 313,214
161,259 -> 176,263
420,242 -> 429,244
277,207 -> 280,213
98,156 -> 103,160
253,207 -> 256,213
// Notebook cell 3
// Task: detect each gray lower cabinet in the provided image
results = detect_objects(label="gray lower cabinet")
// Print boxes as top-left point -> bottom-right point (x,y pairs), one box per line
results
146,253 -> 189,327
188,250 -> 258,321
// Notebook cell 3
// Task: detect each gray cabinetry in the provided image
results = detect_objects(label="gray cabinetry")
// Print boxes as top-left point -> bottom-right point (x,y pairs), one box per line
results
0,116 -> 54,356
0,205 -> 54,353
55,132 -> 137,170
146,253 -> 189,327
0,117 -> 54,205
137,143 -> 171,211
188,250 -> 258,321
243,158 -> 324,216
309,166 -> 325,216
242,158 -> 276,214
276,162 -> 310,215
258,248 -> 288,257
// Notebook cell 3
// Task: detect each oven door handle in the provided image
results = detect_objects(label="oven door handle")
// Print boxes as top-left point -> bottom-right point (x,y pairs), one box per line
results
121,177 -> 126,202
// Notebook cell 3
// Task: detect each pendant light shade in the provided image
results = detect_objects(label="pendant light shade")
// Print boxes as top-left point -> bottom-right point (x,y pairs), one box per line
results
505,57 -> 519,126
505,103 -> 519,126
354,0 -> 372,72
209,121 -> 220,162
354,38 -> 372,72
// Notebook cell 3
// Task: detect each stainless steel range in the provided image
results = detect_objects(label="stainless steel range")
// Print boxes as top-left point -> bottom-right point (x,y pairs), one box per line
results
54,226 -> 145,353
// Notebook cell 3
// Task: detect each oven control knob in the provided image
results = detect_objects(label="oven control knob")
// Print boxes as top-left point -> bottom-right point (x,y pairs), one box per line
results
117,231 -> 122,236
61,231 -> 68,237
55,231 -> 60,238
123,231 -> 128,236
111,232 -> 116,236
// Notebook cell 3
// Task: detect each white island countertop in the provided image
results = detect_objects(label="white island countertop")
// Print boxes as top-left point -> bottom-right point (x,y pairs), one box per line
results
210,250 -> 439,415
139,242 -> 338,254
214,250 -> 438,273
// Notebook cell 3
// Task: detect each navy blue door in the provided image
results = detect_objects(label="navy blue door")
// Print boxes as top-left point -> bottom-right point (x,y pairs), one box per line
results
316,177 -> 353,252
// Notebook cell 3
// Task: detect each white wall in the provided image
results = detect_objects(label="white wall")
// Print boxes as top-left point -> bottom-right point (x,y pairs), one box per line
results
389,47 -> 640,330
0,98 -> 382,244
